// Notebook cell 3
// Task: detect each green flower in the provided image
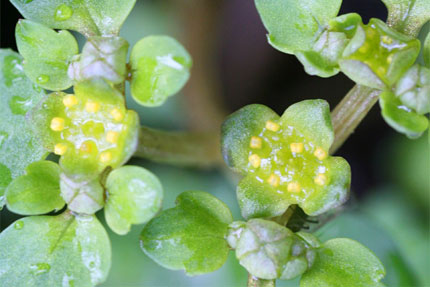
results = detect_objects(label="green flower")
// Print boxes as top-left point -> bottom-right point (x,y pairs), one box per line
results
222,100 -> 351,219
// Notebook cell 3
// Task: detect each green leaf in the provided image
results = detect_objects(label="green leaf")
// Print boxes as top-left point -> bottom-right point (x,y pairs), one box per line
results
424,32 -> 430,68
5,160 -> 64,215
68,36 -> 129,84
255,0 -> 342,54
230,219 -> 317,280
280,99 -> 334,151
15,20 -> 78,91
130,35 -> 192,107
105,165 -> 163,235
395,65 -> 430,115
140,191 -> 233,276
300,238 -> 385,287
380,91 -> 429,139
221,104 -> 279,173
382,0 -> 430,36
0,49 -> 46,203
10,0 -> 136,36
0,211 -> 111,286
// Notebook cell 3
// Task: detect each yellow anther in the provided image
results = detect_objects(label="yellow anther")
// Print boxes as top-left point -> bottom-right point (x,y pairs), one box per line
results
290,142 -> 304,153
106,131 -> 119,144
250,136 -> 262,149
248,154 -> 261,168
287,182 -> 301,193
265,120 -> 280,132
110,108 -> 124,122
314,173 -> 327,186
80,142 -> 93,153
100,151 -> 112,163
267,174 -> 280,187
63,95 -> 78,108
54,143 -> 67,155
85,101 -> 100,113
314,147 -> 327,161
50,117 -> 65,131
381,35 -> 393,45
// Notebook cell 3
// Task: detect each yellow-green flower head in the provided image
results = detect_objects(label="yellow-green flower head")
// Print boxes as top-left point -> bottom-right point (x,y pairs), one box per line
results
32,78 -> 139,178
222,100 -> 351,219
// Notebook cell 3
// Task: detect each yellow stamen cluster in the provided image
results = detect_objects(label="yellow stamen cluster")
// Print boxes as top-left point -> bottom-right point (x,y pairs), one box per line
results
250,136 -> 262,149
314,147 -> 327,161
106,131 -> 119,144
54,143 -> 67,155
290,142 -> 303,153
63,95 -> 78,108
267,174 -> 280,187
287,182 -> 301,193
265,120 -> 280,132
314,173 -> 327,186
99,151 -> 112,163
50,117 -> 65,132
110,108 -> 124,122
249,154 -> 261,168
85,101 -> 100,113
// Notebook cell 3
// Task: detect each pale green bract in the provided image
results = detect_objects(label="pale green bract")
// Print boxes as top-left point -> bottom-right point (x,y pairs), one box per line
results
5,160 -> 64,215
300,238 -> 386,287
10,0 -> 137,36
254,0 -> 342,54
0,49 -> 46,206
105,165 -> 163,235
140,191 -> 233,275
0,212 -> 111,287
15,19 -> 78,91
381,0 -> 430,36
130,35 -> 192,107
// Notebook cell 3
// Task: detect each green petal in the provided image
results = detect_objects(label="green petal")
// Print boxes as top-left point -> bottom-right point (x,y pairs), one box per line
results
0,49 -> 47,203
280,99 -> 334,151
105,165 -> 163,235
296,50 -> 341,78
140,191 -> 232,276
237,175 -> 290,219
221,104 -> 279,173
15,20 -> 78,91
5,161 -> 64,215
300,238 -> 385,287
300,156 -> 350,215
0,212 -> 111,286
130,35 -> 192,107
380,91 -> 429,139
255,0 -> 342,54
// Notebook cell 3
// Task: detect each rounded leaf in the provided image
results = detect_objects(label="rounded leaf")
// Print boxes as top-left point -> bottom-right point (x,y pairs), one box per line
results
300,238 -> 385,287
0,212 -> 111,286
380,91 -> 429,139
255,0 -> 342,54
0,49 -> 46,202
6,161 -> 64,215
140,191 -> 233,276
130,35 -> 192,107
424,32 -> 430,68
105,165 -> 163,235
15,20 -> 78,91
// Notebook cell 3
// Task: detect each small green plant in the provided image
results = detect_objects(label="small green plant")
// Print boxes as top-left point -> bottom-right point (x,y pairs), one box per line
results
0,0 -> 428,286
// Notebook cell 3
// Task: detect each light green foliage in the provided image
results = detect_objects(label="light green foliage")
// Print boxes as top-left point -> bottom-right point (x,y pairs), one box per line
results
424,32 -> 430,67
105,165 -> 163,235
15,20 -> 78,91
380,90 -> 429,139
228,219 -> 318,280
0,212 -> 111,287
31,79 -> 139,177
300,238 -> 386,287
254,0 -> 342,54
0,49 -> 46,203
340,18 -> 420,89
395,64 -> 430,115
296,13 -> 362,77
68,36 -> 129,84
130,35 -> 192,107
140,191 -> 233,275
10,0 -> 136,36
5,161 -> 64,215
221,100 -> 351,219
381,0 -> 430,36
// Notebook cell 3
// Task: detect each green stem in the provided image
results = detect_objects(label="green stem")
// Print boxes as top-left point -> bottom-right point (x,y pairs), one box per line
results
330,85 -> 380,154
134,126 -> 222,168
247,274 -> 276,287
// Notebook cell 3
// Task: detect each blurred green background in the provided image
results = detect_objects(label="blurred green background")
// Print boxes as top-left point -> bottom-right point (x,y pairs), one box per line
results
1,0 -> 429,286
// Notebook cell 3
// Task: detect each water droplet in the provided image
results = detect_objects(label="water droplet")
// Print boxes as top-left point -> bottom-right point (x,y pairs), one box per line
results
89,261 -> 95,268
30,262 -> 51,275
36,75 -> 49,84
32,83 -> 43,93
14,220 -> 24,230
3,55 -> 23,87
54,4 -> 73,21
9,96 -> 33,115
